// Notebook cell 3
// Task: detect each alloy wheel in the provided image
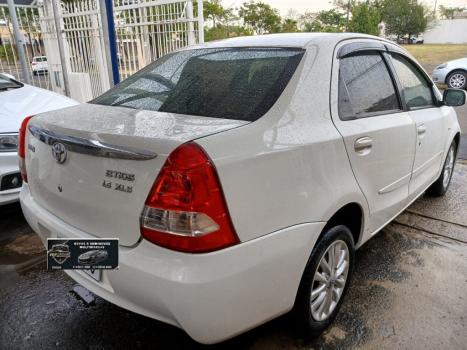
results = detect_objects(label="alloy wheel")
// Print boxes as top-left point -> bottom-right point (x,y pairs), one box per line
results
310,240 -> 349,321
449,73 -> 466,89
443,145 -> 455,189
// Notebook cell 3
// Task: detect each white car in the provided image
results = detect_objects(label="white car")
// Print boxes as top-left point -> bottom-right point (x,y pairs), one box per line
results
0,73 -> 77,205
20,34 -> 464,344
31,56 -> 48,75
432,57 -> 467,89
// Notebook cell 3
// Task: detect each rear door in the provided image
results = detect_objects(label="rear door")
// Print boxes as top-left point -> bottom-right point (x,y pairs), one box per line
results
387,53 -> 447,200
330,42 -> 416,234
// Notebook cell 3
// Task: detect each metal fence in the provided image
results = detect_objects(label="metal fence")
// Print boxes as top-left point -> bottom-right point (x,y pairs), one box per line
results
61,0 -> 109,99
0,4 -> 51,90
37,0 -> 203,101
114,0 -> 201,80
1,0 -> 203,101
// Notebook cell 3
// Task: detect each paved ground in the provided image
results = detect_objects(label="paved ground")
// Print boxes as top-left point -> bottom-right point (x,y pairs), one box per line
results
1,162 -> 466,350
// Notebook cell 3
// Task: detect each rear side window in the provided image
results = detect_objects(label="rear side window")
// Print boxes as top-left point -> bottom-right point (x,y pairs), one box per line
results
338,52 -> 400,120
390,54 -> 435,109
92,48 -> 304,122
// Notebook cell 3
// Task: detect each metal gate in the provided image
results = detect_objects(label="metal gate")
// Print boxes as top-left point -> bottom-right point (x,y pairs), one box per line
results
0,3 -> 51,90
114,0 -> 202,80
38,0 -> 203,101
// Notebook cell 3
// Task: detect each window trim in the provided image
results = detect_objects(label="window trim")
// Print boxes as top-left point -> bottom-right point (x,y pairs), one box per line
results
337,41 -> 387,59
337,50 -> 404,121
386,52 -> 441,111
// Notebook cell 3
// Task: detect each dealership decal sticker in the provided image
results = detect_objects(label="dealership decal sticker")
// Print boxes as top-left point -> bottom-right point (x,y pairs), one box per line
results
47,239 -> 119,270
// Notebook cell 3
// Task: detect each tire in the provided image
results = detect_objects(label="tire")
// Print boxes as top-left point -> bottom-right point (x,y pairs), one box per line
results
427,140 -> 457,197
33,71 -> 37,76
446,70 -> 467,90
294,225 -> 355,337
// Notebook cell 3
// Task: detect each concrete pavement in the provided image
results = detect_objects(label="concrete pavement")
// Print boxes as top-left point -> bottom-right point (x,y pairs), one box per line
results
1,163 -> 467,349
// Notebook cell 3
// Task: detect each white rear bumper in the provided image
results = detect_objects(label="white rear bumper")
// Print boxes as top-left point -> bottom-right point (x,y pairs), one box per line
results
0,151 -> 21,205
20,184 -> 324,344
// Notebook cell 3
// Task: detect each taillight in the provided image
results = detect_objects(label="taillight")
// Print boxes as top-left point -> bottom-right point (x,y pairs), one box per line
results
140,142 -> 239,253
18,115 -> 33,182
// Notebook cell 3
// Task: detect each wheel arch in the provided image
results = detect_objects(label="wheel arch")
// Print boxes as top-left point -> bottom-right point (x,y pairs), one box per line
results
320,202 -> 364,248
445,68 -> 467,84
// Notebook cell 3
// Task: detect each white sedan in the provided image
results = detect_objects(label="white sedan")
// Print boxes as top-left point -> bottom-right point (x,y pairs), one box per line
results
432,57 -> 467,89
0,73 -> 78,205
19,33 -> 465,343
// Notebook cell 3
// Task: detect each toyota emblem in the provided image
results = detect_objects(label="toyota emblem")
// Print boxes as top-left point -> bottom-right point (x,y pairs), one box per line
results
51,142 -> 67,164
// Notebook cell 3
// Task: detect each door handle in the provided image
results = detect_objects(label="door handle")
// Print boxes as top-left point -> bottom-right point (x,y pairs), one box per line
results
354,136 -> 373,155
417,124 -> 427,136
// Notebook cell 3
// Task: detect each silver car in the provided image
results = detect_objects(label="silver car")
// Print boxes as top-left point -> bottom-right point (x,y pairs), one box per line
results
432,57 -> 467,89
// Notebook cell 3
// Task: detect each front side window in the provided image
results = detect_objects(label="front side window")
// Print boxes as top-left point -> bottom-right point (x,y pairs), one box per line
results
390,54 -> 435,109
92,48 -> 305,122
338,52 -> 400,120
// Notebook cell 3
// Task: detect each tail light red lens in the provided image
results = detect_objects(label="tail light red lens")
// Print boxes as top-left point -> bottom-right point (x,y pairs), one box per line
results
140,142 -> 239,253
18,115 -> 33,182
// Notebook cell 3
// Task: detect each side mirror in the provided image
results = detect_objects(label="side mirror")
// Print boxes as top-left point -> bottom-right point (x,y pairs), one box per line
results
2,73 -> 16,80
443,88 -> 466,107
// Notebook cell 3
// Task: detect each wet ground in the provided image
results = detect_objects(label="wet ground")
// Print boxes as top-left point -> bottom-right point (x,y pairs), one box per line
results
1,162 -> 467,349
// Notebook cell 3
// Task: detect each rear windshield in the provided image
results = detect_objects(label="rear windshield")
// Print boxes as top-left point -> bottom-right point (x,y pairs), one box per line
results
92,47 -> 304,121
33,57 -> 47,62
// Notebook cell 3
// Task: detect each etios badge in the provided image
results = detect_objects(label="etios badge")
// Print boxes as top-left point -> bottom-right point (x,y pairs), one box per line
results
51,142 -> 67,164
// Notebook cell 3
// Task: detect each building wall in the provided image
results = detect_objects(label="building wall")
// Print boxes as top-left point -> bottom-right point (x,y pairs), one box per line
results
423,19 -> 467,44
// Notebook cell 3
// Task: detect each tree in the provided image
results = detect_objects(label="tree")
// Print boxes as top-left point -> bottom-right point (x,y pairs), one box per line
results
238,1 -> 282,34
333,0 -> 356,30
302,9 -> 346,32
298,11 -> 318,32
203,0 -> 232,27
438,5 -> 464,19
381,0 -> 428,40
348,2 -> 381,35
281,18 -> 299,32
204,24 -> 253,41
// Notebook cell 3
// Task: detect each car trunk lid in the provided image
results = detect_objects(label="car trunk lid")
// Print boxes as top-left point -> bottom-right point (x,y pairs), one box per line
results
25,103 -> 247,246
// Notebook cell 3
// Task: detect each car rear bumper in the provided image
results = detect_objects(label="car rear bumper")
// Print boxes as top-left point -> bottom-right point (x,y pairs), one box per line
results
20,184 -> 324,344
0,151 -> 21,205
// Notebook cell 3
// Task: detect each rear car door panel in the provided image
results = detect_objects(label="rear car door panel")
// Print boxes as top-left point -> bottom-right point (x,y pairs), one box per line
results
330,43 -> 416,235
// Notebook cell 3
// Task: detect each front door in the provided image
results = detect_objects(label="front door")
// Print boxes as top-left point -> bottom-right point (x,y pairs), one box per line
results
388,53 -> 447,200
331,46 -> 416,234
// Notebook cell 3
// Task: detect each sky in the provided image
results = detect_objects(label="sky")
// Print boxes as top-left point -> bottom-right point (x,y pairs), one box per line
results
226,0 -> 467,16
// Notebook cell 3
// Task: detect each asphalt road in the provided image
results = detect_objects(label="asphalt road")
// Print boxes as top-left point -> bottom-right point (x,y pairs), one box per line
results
1,163 -> 467,350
